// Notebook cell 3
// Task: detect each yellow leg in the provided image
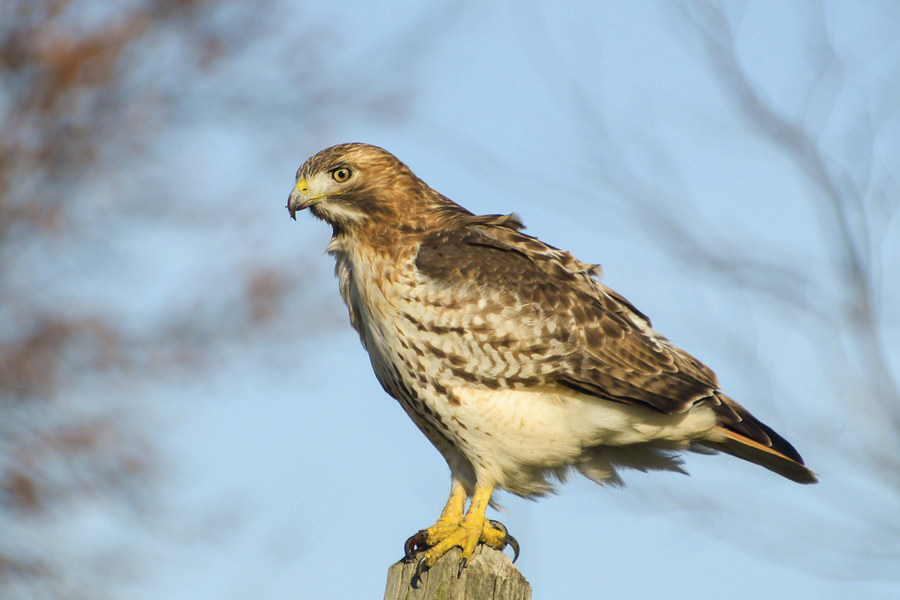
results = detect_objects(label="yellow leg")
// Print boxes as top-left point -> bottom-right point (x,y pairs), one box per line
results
423,479 -> 468,539
405,482 -> 518,577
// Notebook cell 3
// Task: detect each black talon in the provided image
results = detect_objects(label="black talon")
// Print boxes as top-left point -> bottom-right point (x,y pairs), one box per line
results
457,557 -> 467,577
506,534 -> 520,563
488,520 -> 520,562
404,530 -> 428,561
413,556 -> 429,587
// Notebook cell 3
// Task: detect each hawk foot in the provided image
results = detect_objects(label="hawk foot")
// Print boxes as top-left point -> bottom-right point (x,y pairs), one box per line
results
405,518 -> 518,580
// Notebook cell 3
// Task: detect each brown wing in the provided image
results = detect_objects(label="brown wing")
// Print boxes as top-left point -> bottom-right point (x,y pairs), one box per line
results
414,218 -> 813,479
415,219 -> 718,414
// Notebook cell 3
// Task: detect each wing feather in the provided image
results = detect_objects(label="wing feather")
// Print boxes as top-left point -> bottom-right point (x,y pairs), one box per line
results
414,218 -> 811,473
415,222 -> 717,414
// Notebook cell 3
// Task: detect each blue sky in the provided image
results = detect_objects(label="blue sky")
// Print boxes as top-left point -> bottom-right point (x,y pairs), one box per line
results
26,1 -> 900,598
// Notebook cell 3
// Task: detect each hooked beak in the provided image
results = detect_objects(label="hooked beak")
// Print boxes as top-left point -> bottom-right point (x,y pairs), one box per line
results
287,178 -> 312,220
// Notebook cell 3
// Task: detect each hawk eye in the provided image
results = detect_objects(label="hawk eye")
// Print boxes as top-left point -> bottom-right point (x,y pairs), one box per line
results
332,167 -> 352,183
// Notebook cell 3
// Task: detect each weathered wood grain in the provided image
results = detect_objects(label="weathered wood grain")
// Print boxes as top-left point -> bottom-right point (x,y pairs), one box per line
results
384,546 -> 531,600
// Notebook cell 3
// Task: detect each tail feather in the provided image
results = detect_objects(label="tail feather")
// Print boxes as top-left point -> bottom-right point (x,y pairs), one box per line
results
701,426 -> 818,484
698,392 -> 817,484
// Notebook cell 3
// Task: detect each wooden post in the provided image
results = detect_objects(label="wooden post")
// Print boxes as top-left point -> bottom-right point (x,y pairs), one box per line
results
383,546 -> 532,600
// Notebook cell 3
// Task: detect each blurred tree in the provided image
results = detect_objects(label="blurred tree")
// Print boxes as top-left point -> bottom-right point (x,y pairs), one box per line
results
0,0 -> 438,597
665,3 -> 900,570
511,0 -> 900,575
672,0 -> 900,480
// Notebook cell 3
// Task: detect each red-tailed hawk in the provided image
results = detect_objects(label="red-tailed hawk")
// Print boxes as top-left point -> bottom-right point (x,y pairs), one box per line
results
287,143 -> 816,575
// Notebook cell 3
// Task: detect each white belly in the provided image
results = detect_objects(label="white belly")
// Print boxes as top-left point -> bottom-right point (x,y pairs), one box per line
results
444,385 -> 718,494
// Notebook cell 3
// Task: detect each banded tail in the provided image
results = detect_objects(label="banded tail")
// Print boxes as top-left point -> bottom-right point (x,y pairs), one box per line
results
700,394 -> 817,484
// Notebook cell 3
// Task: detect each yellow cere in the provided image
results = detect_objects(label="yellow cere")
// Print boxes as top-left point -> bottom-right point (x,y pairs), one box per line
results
294,178 -> 309,195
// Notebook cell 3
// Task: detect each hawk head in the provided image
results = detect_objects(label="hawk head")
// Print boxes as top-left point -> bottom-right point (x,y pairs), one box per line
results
288,143 -> 457,234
